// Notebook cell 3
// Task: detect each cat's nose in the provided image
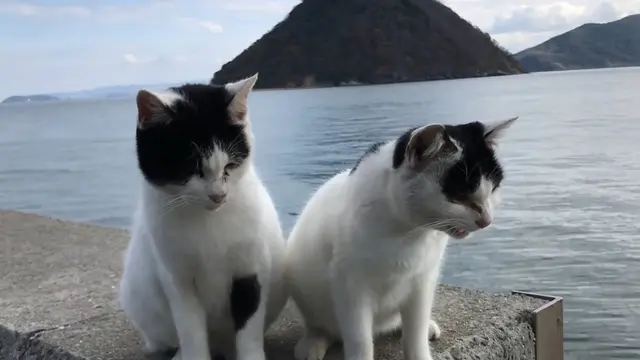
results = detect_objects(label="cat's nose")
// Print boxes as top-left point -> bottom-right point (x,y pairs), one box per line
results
475,218 -> 491,229
208,193 -> 227,204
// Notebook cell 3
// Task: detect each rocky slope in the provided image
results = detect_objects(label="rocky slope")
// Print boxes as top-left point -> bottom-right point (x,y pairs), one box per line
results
212,0 -> 524,88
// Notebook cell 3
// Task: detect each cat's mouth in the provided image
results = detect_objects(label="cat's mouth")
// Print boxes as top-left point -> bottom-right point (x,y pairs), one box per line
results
446,228 -> 469,239
203,201 -> 225,211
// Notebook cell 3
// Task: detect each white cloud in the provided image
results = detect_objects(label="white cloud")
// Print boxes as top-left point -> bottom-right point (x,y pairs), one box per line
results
0,1 -> 181,23
493,32 -> 561,53
223,0 -> 300,14
0,1 -> 91,18
172,55 -> 189,63
179,17 -> 224,33
96,1 -> 178,23
445,0 -> 640,52
198,21 -> 224,33
122,53 -> 161,65
0,47 -> 225,98
491,2 -> 588,34
123,53 -> 138,64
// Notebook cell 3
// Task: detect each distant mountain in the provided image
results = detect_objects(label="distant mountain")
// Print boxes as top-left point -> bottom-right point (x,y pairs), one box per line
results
1,94 -> 59,104
515,14 -> 640,72
2,81 -> 201,104
212,0 -> 524,89
49,82 -> 189,100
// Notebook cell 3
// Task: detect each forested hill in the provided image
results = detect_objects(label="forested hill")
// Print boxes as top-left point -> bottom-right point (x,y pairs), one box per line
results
516,14 -> 640,72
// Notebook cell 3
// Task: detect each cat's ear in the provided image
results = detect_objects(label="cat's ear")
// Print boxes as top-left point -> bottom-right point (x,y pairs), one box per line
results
406,124 -> 459,170
484,116 -> 518,149
225,73 -> 258,124
136,89 -> 177,130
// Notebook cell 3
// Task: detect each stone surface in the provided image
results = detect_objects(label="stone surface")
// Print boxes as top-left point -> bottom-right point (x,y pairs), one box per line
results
0,210 -> 547,360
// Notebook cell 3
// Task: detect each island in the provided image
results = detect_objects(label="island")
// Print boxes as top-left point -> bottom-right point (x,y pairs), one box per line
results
1,94 -> 59,104
515,14 -> 640,72
211,0 -> 525,89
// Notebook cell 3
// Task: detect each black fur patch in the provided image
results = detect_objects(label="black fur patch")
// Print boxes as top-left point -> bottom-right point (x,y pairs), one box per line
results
392,127 -> 418,169
392,122 -> 504,200
350,141 -> 386,175
135,83 -> 249,186
230,274 -> 261,331
441,122 -> 503,201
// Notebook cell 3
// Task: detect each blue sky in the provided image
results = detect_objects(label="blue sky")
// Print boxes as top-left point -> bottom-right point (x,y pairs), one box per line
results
1,0 -> 638,99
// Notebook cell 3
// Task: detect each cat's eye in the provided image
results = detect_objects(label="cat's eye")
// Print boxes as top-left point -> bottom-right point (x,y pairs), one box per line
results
468,203 -> 483,213
223,162 -> 239,176
454,198 -> 483,214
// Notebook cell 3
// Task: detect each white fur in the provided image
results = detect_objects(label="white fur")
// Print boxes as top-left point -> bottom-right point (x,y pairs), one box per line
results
225,73 -> 259,123
484,116 -> 518,149
286,120 -> 515,360
152,90 -> 183,107
120,76 -> 287,360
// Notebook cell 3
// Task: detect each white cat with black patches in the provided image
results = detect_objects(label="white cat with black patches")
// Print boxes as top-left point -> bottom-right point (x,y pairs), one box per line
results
286,118 -> 518,360
119,74 -> 288,360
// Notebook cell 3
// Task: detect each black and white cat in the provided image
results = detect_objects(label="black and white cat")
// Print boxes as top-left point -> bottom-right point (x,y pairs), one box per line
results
119,74 -> 287,360
285,118 -> 518,360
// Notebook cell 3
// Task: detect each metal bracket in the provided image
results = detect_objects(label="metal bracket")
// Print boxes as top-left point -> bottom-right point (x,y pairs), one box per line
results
512,291 -> 564,360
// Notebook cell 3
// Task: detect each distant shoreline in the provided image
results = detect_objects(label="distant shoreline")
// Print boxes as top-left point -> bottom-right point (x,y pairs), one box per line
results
5,65 -> 640,104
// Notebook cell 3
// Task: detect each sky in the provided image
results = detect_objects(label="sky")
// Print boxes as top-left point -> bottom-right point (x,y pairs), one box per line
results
1,0 -> 639,99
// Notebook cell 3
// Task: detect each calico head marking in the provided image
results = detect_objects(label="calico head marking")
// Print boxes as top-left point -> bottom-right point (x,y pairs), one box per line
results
392,117 -> 518,238
135,73 -> 259,210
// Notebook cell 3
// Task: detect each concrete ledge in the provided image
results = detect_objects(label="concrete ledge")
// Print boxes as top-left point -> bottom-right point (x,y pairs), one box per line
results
0,210 -> 556,360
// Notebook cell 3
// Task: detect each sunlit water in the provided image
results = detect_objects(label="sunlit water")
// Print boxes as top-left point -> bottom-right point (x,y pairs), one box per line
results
1,67 -> 639,359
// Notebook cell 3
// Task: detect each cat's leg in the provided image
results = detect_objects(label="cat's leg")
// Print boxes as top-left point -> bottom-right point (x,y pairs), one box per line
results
428,319 -> 441,341
374,314 -> 440,341
208,330 -> 235,360
294,326 -> 332,360
330,278 -> 374,360
163,280 -> 211,360
399,278 -> 438,360
120,243 -> 179,355
121,278 -> 178,355
231,274 -> 267,360
291,287 -> 333,360
374,313 -> 402,335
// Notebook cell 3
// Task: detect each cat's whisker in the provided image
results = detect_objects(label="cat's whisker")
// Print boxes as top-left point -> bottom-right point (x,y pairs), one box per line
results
468,162 -> 483,180
190,142 -> 203,158
464,161 -> 471,182
164,195 -> 186,205
403,219 -> 456,238
161,195 -> 203,215
486,166 -> 502,183
225,132 -> 244,154
161,200 -> 189,216
163,196 -> 191,209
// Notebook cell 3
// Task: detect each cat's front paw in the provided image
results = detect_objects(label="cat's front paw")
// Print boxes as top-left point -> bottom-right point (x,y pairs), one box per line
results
429,320 -> 441,341
294,335 -> 330,360
143,346 -> 178,360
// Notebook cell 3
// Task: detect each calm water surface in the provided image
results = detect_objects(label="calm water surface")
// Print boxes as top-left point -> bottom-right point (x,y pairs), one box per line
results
1,68 -> 639,359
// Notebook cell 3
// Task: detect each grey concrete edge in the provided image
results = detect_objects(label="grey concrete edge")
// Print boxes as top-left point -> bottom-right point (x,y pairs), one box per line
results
435,309 -> 536,360
0,310 -> 536,360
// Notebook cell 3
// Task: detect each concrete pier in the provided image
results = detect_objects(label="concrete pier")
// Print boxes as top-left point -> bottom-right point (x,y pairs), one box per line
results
0,210 -> 560,360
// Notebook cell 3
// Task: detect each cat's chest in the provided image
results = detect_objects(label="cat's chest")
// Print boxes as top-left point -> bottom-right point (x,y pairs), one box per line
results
361,235 -> 448,311
153,217 -> 262,309
355,234 -> 448,277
